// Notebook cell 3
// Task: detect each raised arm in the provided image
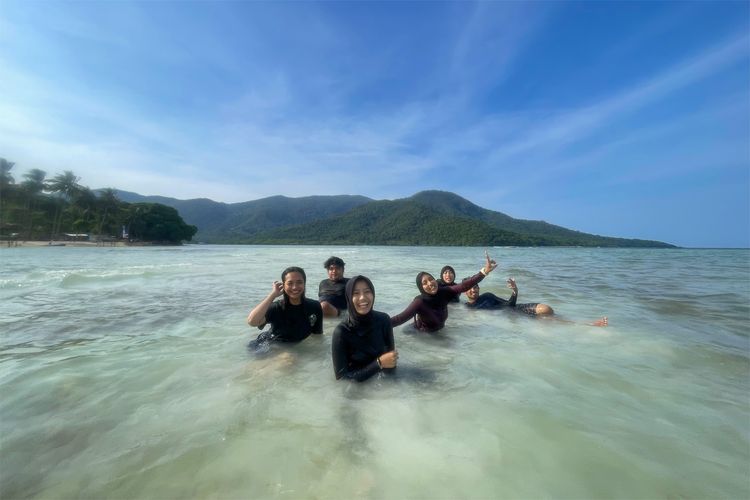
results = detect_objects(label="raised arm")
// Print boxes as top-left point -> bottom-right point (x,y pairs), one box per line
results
506,278 -> 518,307
481,249 -> 498,276
448,271 -> 485,294
247,281 -> 284,327
447,250 -> 499,294
389,298 -> 422,327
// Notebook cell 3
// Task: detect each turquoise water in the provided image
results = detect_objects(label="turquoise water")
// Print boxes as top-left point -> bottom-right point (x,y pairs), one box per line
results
1,245 -> 748,499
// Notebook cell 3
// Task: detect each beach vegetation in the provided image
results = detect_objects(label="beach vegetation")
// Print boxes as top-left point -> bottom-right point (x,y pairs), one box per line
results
0,158 -> 197,244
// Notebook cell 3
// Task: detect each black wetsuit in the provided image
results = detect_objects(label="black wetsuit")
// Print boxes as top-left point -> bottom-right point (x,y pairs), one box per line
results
253,298 -> 323,344
332,275 -> 395,382
465,292 -> 540,315
318,278 -> 350,311
332,311 -> 395,382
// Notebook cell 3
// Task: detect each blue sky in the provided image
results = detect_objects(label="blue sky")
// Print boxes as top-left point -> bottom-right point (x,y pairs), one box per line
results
1,1 -> 748,248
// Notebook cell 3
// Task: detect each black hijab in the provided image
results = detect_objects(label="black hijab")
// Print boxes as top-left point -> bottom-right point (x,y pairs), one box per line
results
439,265 -> 456,285
416,272 -> 441,304
345,275 -> 375,328
417,271 -> 460,308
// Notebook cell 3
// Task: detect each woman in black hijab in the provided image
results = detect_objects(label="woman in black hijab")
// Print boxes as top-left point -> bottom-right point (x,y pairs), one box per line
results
437,265 -> 460,303
331,276 -> 398,382
390,251 -> 498,332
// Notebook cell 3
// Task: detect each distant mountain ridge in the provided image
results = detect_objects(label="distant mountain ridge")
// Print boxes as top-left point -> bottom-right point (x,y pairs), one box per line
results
112,189 -> 675,247
113,190 -> 373,243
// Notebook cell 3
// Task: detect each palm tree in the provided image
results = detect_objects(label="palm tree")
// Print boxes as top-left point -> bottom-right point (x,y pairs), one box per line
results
46,171 -> 80,239
21,169 -> 47,239
71,186 -> 97,235
96,188 -> 120,239
0,158 -> 14,188
0,158 -> 16,234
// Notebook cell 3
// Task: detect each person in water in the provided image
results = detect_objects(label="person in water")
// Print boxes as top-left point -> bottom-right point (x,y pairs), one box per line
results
436,265 -> 460,303
331,275 -> 398,381
319,256 -> 350,318
464,279 -> 608,326
247,266 -> 323,347
464,278 -> 553,315
390,251 -> 498,332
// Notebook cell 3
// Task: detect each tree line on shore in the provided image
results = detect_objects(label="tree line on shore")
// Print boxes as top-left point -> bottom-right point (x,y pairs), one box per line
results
0,158 -> 197,244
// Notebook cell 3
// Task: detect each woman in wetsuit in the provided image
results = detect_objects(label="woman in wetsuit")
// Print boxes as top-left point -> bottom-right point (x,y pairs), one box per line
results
331,275 -> 398,381
436,265 -> 460,303
247,266 -> 323,348
390,251 -> 498,332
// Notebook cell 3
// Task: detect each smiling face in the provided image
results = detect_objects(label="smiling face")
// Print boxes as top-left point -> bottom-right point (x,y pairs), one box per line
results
351,279 -> 374,315
283,271 -> 305,304
420,274 -> 438,295
441,269 -> 455,284
465,284 -> 480,302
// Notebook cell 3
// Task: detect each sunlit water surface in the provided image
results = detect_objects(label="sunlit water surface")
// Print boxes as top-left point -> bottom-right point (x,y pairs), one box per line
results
1,245 -> 748,499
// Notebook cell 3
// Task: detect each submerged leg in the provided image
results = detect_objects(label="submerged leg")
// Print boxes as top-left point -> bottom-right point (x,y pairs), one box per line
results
320,301 -> 340,318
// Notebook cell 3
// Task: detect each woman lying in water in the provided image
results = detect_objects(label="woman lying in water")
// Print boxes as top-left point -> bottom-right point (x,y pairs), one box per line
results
246,266 -> 323,349
390,251 -> 498,332
464,278 -> 608,326
331,275 -> 398,381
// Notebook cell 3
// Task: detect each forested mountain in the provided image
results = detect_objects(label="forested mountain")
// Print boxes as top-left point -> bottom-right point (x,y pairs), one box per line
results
113,190 -> 373,242
114,189 -> 675,247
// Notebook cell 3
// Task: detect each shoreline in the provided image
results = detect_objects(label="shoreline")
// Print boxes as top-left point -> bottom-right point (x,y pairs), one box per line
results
1,240 -> 164,248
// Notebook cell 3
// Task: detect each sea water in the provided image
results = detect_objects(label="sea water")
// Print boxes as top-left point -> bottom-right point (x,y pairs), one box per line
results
1,245 -> 748,499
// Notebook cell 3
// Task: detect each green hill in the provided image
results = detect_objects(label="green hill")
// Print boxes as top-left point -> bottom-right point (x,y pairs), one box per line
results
114,191 -> 372,242
113,189 -> 675,247
246,192 -> 674,247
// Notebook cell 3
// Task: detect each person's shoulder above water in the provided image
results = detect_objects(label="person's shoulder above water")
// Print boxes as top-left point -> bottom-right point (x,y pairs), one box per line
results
304,296 -> 323,310
320,256 -> 349,317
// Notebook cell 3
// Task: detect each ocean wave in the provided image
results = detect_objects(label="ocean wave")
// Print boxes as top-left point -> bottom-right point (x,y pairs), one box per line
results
59,271 -> 158,288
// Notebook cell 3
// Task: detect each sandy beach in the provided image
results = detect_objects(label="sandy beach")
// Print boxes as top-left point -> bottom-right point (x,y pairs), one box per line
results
2,240 -> 145,248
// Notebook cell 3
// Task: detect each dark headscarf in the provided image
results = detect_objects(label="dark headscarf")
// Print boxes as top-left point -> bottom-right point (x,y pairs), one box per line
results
280,266 -> 306,308
416,272 -> 441,304
345,275 -> 375,328
439,265 -> 456,284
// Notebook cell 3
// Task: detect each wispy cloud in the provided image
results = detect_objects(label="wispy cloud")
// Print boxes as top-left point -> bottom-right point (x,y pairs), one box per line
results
481,34 -> 747,166
0,1 -> 747,246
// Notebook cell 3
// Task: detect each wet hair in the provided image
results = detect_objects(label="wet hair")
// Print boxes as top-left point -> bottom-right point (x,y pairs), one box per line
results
323,256 -> 345,269
280,266 -> 306,306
